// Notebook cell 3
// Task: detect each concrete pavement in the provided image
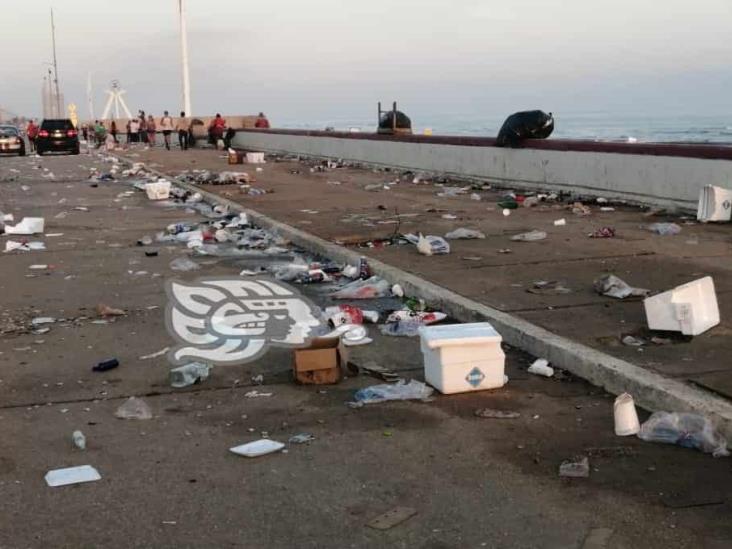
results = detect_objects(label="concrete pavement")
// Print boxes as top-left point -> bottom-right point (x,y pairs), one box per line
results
1,152 -> 732,548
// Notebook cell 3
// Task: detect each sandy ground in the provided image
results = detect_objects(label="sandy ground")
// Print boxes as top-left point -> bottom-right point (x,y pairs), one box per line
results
0,150 -> 731,548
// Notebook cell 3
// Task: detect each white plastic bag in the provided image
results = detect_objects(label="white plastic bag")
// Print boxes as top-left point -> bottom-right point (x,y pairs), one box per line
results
352,379 -> 433,405
332,276 -> 391,299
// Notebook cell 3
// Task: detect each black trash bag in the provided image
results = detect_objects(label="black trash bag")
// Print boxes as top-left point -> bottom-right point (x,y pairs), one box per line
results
378,111 -> 412,134
495,110 -> 554,147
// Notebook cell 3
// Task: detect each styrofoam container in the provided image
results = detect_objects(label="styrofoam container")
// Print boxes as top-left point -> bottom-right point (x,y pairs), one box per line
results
5,217 -> 45,235
246,152 -> 265,164
145,180 -> 171,200
697,185 -> 732,222
644,276 -> 719,336
418,322 -> 505,394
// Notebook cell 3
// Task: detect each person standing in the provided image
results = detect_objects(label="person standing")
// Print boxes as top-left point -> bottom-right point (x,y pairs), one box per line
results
129,117 -> 140,142
254,112 -> 270,129
146,115 -> 156,147
176,111 -> 189,150
26,119 -> 39,152
125,120 -> 132,143
110,120 -> 119,143
160,110 -> 174,150
209,113 -> 226,146
139,111 -> 147,144
81,123 -> 89,143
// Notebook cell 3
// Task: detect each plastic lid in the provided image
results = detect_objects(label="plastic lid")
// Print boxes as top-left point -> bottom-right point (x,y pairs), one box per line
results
419,322 -> 502,349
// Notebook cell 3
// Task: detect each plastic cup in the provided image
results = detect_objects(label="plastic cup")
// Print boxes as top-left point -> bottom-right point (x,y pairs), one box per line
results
614,393 -> 640,436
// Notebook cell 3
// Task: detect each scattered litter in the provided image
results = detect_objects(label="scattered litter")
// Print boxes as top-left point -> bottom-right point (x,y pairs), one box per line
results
644,276 -> 719,336
622,335 -> 645,347
4,217 -> 45,235
288,433 -> 315,444
351,379 -> 433,406
358,362 -> 401,382
498,248 -> 512,254
45,465 -> 101,487
169,257 -> 200,272
229,439 -> 284,457
470,193 -> 481,201
511,230 -> 547,242
559,456 -> 590,478
614,393 -> 640,436
5,240 -> 46,253
638,412 -> 729,457
145,181 -> 172,200
404,233 -> 450,255
97,303 -> 125,317
73,206 -> 89,212
139,347 -> 169,360
553,218 -> 566,226
31,317 -> 55,326
697,185 -> 732,222
28,264 -> 48,270
646,222 -> 682,236
170,362 -> 211,388
589,226 -> 616,238
391,283 -> 404,297
445,228 -> 485,240
475,408 -> 521,419
527,280 -> 571,295
115,397 -> 153,420
441,214 -> 457,220
594,274 -> 649,299
93,358 -> 120,372
245,390 -> 273,398
332,277 -> 391,299
72,430 -> 87,450
571,202 -> 591,216
137,235 -> 153,246
528,358 -> 554,377
367,507 -> 417,531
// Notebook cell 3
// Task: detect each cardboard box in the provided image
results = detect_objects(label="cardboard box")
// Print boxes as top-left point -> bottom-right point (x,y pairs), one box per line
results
293,336 -> 348,385
228,150 -> 243,165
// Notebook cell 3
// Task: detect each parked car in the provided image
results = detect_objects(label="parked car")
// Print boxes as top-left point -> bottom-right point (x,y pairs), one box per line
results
0,125 -> 26,156
36,119 -> 79,155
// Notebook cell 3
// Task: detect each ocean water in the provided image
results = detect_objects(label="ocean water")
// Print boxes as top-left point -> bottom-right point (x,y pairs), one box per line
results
279,112 -> 732,144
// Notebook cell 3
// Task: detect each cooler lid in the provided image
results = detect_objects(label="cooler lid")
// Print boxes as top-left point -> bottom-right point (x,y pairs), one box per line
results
419,322 -> 502,349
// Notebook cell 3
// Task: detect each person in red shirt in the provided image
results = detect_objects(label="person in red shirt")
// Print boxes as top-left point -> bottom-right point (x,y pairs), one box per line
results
26,120 -> 39,152
254,112 -> 270,129
208,113 -> 226,145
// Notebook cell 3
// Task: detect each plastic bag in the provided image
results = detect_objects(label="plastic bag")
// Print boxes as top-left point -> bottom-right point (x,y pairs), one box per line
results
352,379 -> 433,405
332,276 -> 391,299
646,223 -> 682,236
638,412 -> 729,457
169,257 -> 200,271
593,274 -> 649,299
115,397 -> 153,420
445,228 -> 486,240
403,234 -> 450,255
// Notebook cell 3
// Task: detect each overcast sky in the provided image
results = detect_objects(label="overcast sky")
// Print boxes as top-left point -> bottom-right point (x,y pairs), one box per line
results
1,0 -> 731,125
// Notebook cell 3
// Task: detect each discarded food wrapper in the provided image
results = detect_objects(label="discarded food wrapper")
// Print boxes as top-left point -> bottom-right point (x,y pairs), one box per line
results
589,226 -> 616,238
352,379 -> 433,406
404,233 -> 450,255
528,358 -> 554,377
97,303 -> 125,317
115,396 -> 153,420
638,412 -> 729,457
170,362 -> 211,388
230,439 -> 284,457
444,228 -> 485,240
511,230 -> 547,242
593,274 -> 649,299
553,218 -> 566,226
644,276 -> 719,336
288,433 -> 315,444
45,465 -> 101,487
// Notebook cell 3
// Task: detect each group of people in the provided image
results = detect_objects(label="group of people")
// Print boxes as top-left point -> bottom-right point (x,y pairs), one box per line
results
124,110 -> 180,150
73,110 -> 272,151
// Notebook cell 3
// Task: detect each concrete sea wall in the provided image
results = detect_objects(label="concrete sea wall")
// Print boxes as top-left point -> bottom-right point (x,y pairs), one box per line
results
232,130 -> 732,211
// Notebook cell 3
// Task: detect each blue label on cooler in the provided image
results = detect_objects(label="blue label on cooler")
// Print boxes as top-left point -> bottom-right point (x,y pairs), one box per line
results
466,367 -> 485,387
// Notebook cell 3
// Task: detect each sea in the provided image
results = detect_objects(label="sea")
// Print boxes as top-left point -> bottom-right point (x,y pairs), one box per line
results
278,112 -> 732,144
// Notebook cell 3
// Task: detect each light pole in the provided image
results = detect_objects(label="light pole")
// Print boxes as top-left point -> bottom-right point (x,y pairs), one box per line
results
50,8 -> 62,118
179,0 -> 192,115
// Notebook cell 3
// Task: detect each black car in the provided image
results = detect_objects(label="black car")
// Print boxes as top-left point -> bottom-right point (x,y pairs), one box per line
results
37,119 -> 80,155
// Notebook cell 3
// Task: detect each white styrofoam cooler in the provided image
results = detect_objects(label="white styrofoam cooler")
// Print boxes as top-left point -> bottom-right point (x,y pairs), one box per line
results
644,276 -> 719,336
144,180 -> 171,200
418,322 -> 505,394
697,185 -> 732,222
246,152 -> 265,164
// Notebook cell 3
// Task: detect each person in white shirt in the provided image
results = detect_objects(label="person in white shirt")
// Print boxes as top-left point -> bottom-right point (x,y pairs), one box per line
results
160,111 -> 174,150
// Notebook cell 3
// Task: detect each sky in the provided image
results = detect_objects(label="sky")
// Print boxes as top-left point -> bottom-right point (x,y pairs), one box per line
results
1,0 -> 731,128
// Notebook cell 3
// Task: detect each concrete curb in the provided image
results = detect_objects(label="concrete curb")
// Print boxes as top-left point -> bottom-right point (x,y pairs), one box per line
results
115,153 -> 732,440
